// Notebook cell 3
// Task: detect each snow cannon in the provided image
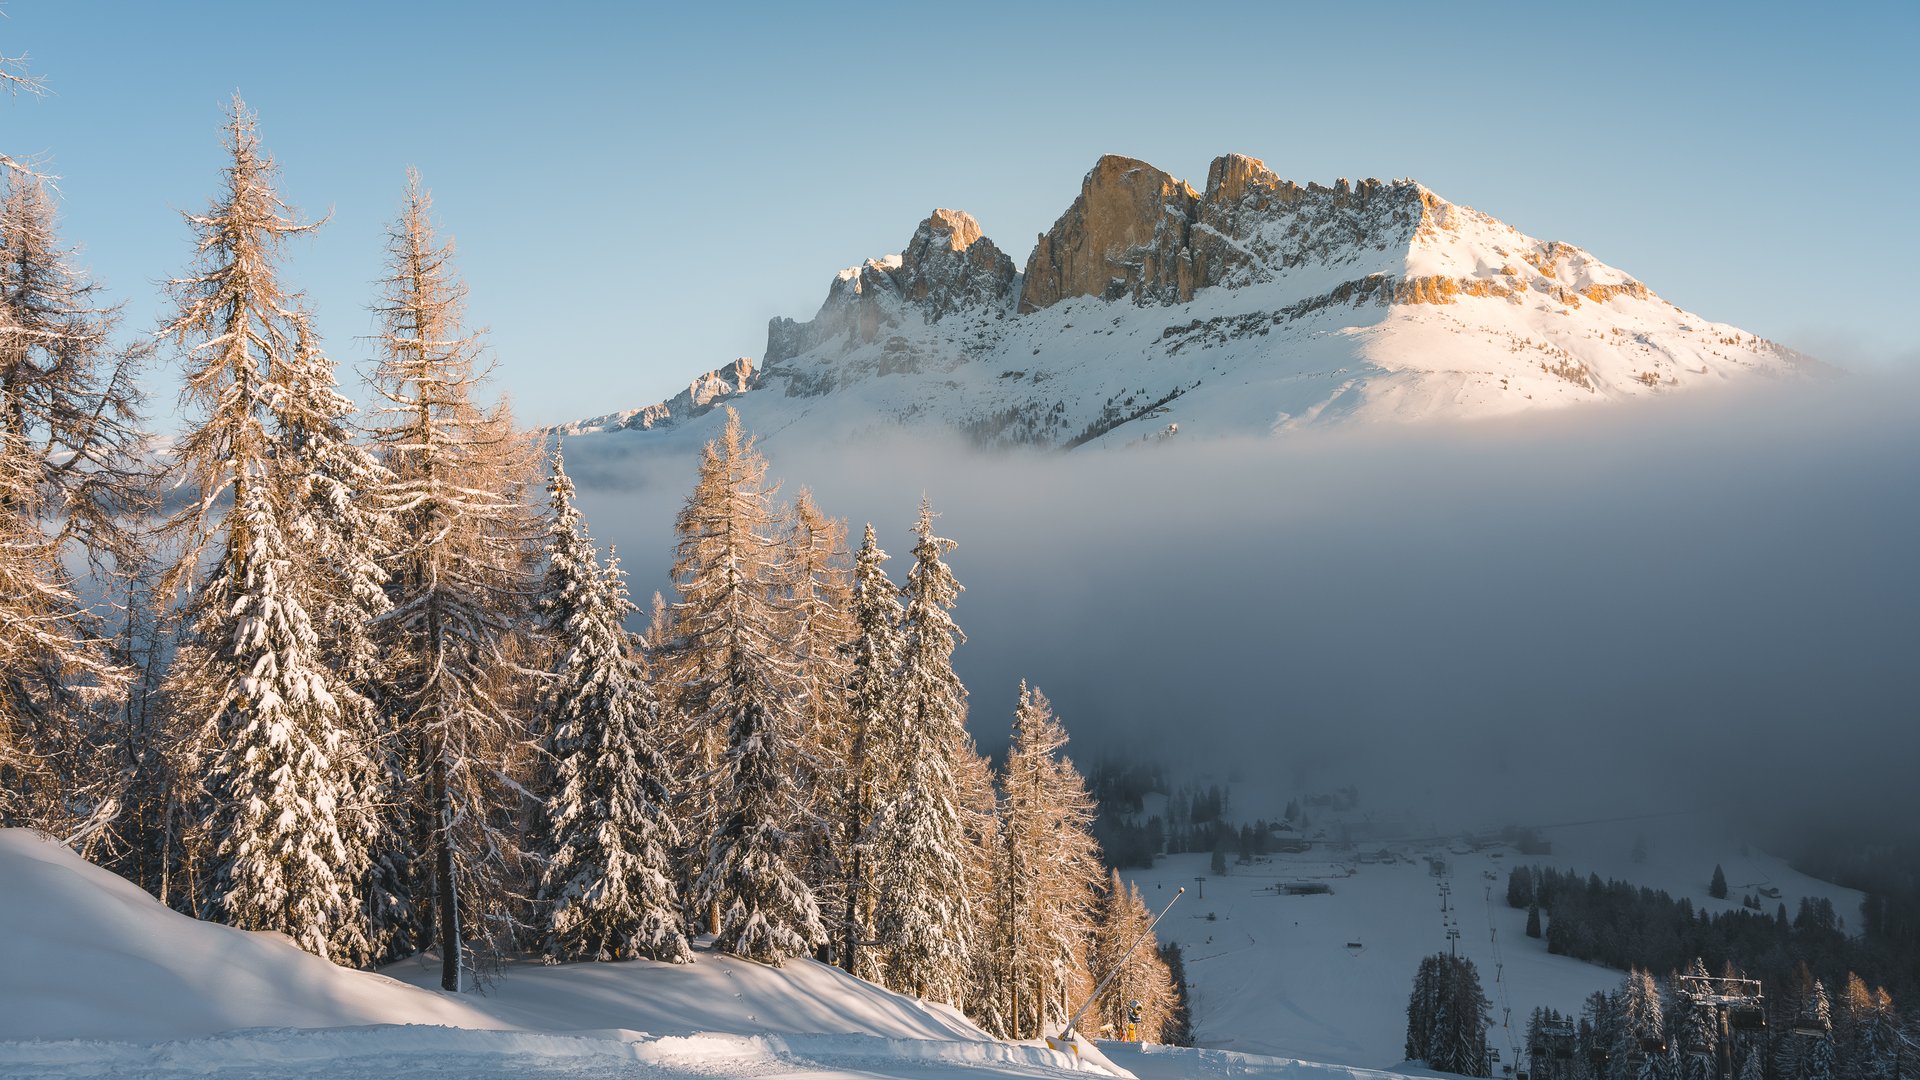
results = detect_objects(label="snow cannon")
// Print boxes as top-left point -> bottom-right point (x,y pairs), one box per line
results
1054,886 -> 1183,1051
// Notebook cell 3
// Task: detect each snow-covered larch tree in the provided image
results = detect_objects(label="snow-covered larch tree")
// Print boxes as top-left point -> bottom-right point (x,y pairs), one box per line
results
1088,869 -> 1180,1044
864,498 -> 978,1004
978,682 -> 1103,1039
661,408 -> 814,947
155,98 -> 370,962
535,448 -> 689,964
666,413 -> 822,963
368,170 -> 543,991
781,488 -> 853,953
0,169 -> 150,840
1,32 -> 49,178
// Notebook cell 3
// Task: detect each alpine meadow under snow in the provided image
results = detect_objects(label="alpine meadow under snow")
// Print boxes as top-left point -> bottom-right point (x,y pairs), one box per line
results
3,13 -> 1918,1080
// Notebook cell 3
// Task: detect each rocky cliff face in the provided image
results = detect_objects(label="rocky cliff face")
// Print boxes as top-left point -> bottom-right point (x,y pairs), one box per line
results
898,209 -> 1019,319
1018,155 -> 1202,312
1016,153 -> 1433,313
766,209 -> 1016,366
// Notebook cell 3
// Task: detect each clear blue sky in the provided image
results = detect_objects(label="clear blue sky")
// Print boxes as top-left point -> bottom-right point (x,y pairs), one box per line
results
6,1 -> 1916,430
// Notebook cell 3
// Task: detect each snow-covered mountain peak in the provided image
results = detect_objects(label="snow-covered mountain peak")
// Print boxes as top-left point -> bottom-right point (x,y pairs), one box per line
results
556,152 -> 1816,446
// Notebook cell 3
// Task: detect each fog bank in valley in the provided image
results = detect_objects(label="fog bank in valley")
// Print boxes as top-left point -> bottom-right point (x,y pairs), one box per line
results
563,378 -> 1920,842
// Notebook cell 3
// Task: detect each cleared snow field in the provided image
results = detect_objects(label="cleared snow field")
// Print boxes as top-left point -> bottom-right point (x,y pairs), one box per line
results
1124,813 -> 1862,1070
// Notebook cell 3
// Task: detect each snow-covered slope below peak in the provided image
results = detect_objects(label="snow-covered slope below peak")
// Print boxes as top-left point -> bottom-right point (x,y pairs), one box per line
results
558,153 -> 1815,452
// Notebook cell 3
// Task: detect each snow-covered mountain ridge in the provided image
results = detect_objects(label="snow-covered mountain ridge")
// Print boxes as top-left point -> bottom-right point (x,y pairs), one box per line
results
559,152 -> 1814,448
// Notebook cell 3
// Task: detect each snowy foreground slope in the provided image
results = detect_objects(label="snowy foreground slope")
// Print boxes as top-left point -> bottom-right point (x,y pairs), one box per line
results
0,830 -> 1096,1077
1,828 -> 1400,1080
559,153 -> 1814,452
0,829 -> 494,1041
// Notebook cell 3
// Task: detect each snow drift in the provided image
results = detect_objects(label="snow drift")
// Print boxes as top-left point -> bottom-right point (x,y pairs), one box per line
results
0,829 -> 497,1041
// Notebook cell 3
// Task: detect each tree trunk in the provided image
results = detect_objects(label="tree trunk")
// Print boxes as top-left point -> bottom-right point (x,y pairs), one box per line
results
842,811 -> 862,974
434,743 -> 458,992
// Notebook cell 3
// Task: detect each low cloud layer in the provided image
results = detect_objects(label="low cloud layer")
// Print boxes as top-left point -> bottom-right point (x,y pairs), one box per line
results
564,378 -> 1920,841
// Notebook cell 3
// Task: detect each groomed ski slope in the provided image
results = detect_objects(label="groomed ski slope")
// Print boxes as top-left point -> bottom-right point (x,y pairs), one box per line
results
1123,814 -> 1863,1068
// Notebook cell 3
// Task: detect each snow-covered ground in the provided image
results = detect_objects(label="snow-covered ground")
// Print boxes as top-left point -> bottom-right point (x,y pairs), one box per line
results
1124,813 -> 1862,1070
0,829 -> 1226,1079
0,829 -> 495,1042
0,812 -> 1860,1079
0,829 -> 1114,1078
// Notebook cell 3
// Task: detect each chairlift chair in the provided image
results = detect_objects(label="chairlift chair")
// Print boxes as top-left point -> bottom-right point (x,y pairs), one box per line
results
1730,1005 -> 1768,1031
1640,1037 -> 1670,1055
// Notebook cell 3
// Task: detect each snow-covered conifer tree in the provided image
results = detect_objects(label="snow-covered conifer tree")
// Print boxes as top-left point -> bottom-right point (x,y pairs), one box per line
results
864,500 -> 977,1004
1409,955 -> 1442,1065
1859,986 -> 1898,1080
1408,953 -> 1492,1076
694,691 -> 825,964
661,408 -> 814,952
1802,981 -> 1836,1080
535,449 -> 689,964
0,168 -> 152,840
683,430 -> 825,957
1,34 -> 48,178
978,683 -> 1102,1039
368,171 -> 543,990
836,523 -> 902,979
781,489 -> 853,943
279,311 -> 395,967
1612,969 -> 1666,1080
156,100 -> 370,962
